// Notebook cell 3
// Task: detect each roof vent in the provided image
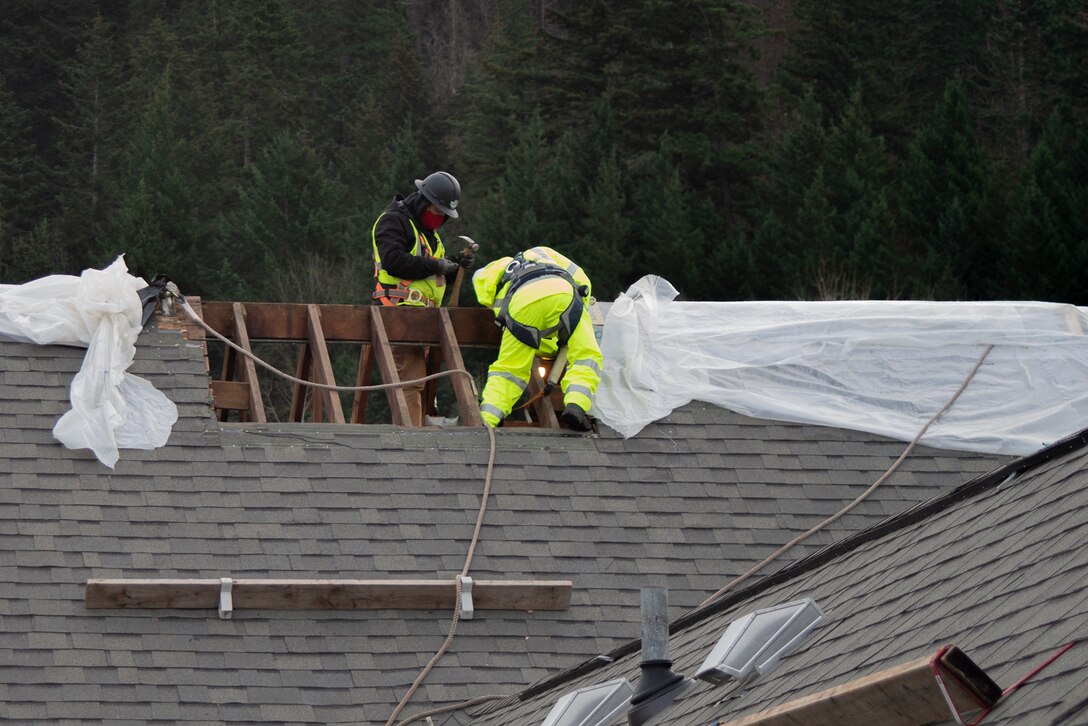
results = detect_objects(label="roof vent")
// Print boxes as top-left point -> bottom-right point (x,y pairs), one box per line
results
540,677 -> 633,726
695,597 -> 824,685
627,587 -> 694,726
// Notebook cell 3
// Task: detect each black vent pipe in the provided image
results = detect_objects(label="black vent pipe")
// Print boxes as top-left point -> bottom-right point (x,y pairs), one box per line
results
628,587 -> 692,726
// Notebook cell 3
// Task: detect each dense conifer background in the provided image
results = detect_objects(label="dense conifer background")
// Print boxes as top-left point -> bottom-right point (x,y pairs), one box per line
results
2,0 -> 1085,304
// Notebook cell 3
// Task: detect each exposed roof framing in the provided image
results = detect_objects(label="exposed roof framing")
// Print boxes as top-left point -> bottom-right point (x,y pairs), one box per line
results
194,300 -> 529,429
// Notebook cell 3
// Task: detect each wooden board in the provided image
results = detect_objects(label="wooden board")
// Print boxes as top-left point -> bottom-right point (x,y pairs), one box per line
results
201,302 -> 502,346
369,307 -> 412,426
231,303 -> 266,423
716,648 -> 998,726
438,308 -> 482,427
350,342 -> 374,424
209,380 -> 252,412
85,578 -> 573,612
306,304 -> 345,423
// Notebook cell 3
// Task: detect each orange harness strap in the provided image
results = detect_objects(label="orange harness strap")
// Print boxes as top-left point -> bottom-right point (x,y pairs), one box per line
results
372,281 -> 436,308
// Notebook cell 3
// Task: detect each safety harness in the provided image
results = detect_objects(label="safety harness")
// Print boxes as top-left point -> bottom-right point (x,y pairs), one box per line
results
494,253 -> 587,349
372,279 -> 439,307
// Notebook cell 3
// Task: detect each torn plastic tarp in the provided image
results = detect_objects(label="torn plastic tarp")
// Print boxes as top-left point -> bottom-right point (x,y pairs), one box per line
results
0,256 -> 178,468
595,275 -> 1088,456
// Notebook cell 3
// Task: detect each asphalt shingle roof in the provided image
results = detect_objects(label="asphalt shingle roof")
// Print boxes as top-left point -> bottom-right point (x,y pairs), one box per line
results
0,314 -> 1014,725
469,430 -> 1088,725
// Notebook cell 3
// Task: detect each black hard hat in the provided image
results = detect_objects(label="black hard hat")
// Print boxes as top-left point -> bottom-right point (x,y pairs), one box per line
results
414,171 -> 461,218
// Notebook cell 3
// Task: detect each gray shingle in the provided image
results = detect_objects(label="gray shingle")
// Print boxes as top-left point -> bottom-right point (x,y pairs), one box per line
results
0,319 -> 1028,725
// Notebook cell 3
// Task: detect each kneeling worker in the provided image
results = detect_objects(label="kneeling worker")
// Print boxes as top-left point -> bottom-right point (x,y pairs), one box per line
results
472,246 -> 603,430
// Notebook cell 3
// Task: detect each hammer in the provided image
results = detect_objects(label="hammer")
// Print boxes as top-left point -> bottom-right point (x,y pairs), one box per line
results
448,236 -> 479,306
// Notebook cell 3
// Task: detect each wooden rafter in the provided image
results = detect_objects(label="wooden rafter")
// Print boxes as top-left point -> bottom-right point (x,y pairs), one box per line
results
290,343 -> 311,422
438,308 -> 482,427
228,302 -> 265,423
305,304 -> 345,423
526,365 -> 560,429
350,341 -> 374,424
369,306 -> 413,426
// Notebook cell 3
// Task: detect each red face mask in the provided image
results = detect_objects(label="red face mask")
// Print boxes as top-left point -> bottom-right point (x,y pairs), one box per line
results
420,208 -> 446,230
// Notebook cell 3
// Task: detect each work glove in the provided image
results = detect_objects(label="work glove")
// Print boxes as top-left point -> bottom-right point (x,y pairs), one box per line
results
449,248 -> 475,269
561,403 -> 592,431
450,235 -> 478,269
433,257 -> 460,277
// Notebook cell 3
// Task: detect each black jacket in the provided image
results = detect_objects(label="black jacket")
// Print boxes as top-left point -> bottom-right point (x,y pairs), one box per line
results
372,192 -> 445,281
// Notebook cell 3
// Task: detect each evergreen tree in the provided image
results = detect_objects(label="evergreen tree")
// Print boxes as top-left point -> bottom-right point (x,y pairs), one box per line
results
748,88 -> 826,297
299,2 -> 436,163
898,78 -> 997,298
0,78 -> 47,281
0,1 -> 101,155
106,63 -> 209,294
785,0 -> 990,151
448,0 -> 545,191
822,86 -> 902,296
1038,0 -> 1088,121
207,0 -> 308,169
574,149 -> 630,299
472,111 -> 575,272
629,141 -> 708,298
224,131 -> 359,302
544,0 -> 763,225
1000,110 -> 1088,302
53,14 -> 127,270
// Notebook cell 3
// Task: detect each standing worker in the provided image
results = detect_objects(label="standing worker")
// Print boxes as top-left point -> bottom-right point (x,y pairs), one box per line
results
472,246 -> 602,431
371,171 -> 475,426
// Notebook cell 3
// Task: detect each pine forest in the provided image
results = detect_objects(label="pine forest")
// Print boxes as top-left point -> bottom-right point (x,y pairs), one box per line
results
1,0 -> 1086,305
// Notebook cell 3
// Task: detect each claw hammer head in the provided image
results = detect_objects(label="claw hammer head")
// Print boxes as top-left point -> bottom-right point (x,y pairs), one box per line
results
454,235 -> 479,255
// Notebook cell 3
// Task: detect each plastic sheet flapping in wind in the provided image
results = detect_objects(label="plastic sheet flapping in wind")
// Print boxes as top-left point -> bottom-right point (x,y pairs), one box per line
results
595,275 -> 1088,456
0,256 -> 178,468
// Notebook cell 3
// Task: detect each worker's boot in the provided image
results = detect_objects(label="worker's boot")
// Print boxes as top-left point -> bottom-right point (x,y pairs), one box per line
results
561,403 -> 591,431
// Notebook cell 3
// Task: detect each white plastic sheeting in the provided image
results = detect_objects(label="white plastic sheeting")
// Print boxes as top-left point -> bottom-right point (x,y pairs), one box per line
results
596,276 -> 1088,456
0,257 -> 178,468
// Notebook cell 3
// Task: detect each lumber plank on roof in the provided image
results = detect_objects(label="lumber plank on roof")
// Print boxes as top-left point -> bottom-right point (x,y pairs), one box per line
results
715,647 -> 998,726
85,579 -> 573,611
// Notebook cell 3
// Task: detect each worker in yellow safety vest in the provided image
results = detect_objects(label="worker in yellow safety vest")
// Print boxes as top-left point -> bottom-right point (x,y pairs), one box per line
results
371,171 -> 475,425
472,247 -> 602,431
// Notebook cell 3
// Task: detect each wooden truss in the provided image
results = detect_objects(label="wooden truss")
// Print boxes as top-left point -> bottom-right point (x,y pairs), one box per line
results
180,299 -> 572,430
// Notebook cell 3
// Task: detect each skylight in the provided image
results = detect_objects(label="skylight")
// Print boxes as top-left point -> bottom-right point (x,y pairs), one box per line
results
695,598 -> 824,685
541,677 -> 633,726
